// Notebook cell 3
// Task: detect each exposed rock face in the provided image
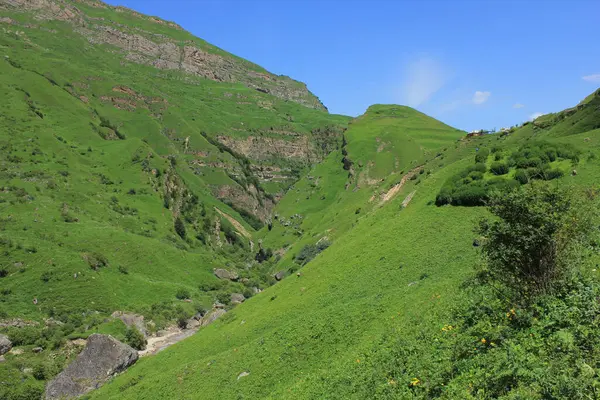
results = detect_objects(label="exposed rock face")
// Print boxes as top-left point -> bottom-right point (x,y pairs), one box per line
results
213,268 -> 239,281
0,334 -> 12,355
0,0 -> 325,110
216,135 -> 315,162
111,311 -> 148,337
45,334 -> 138,399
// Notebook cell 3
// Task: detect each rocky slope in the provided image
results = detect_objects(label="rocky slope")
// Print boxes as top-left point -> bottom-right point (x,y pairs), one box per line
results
0,0 -> 326,111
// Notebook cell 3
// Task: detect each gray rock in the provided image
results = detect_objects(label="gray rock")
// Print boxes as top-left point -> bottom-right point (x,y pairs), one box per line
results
32,347 -> 43,353
186,318 -> 200,329
45,334 -> 138,399
213,268 -> 239,281
111,311 -> 148,337
200,309 -> 226,327
230,293 -> 245,304
0,334 -> 12,355
274,270 -> 286,281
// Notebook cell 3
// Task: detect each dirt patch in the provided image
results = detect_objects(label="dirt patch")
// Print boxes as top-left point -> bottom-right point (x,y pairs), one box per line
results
215,208 -> 252,239
380,166 -> 422,204
402,190 -> 417,208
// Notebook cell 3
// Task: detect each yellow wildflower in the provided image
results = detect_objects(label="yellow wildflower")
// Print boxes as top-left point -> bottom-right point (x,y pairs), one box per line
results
410,377 -> 420,386
481,338 -> 487,344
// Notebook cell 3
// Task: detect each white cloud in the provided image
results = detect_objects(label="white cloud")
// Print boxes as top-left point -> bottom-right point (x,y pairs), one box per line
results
400,57 -> 447,107
582,74 -> 600,83
513,103 -> 525,109
472,91 -> 491,105
529,112 -> 544,121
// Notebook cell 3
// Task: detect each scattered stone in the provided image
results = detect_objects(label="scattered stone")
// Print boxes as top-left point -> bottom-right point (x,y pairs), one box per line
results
23,367 -> 33,374
214,302 -> 226,309
32,347 -> 43,353
408,281 -> 417,287
572,169 -> 578,176
0,334 -> 12,355
230,293 -> 245,304
237,371 -> 250,380
213,268 -> 239,281
10,348 -> 23,355
0,318 -> 39,329
472,238 -> 480,247
274,270 -> 286,281
45,334 -> 138,400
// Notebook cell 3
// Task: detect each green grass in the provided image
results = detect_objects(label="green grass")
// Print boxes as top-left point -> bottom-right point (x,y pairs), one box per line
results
2,1 -> 600,399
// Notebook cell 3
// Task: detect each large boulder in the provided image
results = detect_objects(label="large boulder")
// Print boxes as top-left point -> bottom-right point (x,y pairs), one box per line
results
0,334 -> 12,355
45,334 -> 138,399
213,268 -> 239,281
230,293 -> 245,304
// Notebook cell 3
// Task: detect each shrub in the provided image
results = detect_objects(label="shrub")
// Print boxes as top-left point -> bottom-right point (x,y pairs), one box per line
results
174,217 -> 186,239
490,162 -> 509,175
125,326 -> 146,350
295,240 -> 331,265
86,252 -> 108,270
477,183 -> 599,301
514,169 -> 529,184
474,148 -> 490,163
175,288 -> 191,300
118,265 -> 129,274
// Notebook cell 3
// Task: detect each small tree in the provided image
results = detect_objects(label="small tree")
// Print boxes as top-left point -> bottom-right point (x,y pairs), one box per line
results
477,183 -> 598,302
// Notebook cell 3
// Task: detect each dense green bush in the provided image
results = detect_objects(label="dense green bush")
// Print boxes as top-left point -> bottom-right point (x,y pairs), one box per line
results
295,240 -> 331,265
175,288 -> 191,300
477,183 -> 599,300
474,148 -> 489,163
125,326 -> 146,350
174,217 -> 186,240
489,161 -> 509,175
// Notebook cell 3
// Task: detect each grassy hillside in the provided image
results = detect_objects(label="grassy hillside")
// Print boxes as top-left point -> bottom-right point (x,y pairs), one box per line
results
90,93 -> 600,399
0,0 -> 349,397
2,0 -> 600,398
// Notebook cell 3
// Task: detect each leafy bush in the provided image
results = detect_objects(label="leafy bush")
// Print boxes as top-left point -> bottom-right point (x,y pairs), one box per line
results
175,288 -> 191,300
125,326 -> 146,350
295,240 -> 331,265
474,148 -> 489,163
490,161 -> 509,175
174,217 -> 186,239
477,183 -> 599,301
85,252 -> 108,270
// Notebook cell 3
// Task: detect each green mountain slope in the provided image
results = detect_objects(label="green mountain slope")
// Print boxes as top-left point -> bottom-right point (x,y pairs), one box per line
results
91,92 -> 600,399
0,1 -> 348,396
2,0 -> 600,398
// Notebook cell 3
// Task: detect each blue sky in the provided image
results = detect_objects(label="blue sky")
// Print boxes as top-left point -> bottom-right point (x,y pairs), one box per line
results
105,0 -> 600,131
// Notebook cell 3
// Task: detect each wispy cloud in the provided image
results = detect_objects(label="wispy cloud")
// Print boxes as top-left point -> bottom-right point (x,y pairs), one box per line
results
400,57 -> 447,107
472,91 -> 491,105
529,112 -> 544,121
582,74 -> 600,83
513,103 -> 525,109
